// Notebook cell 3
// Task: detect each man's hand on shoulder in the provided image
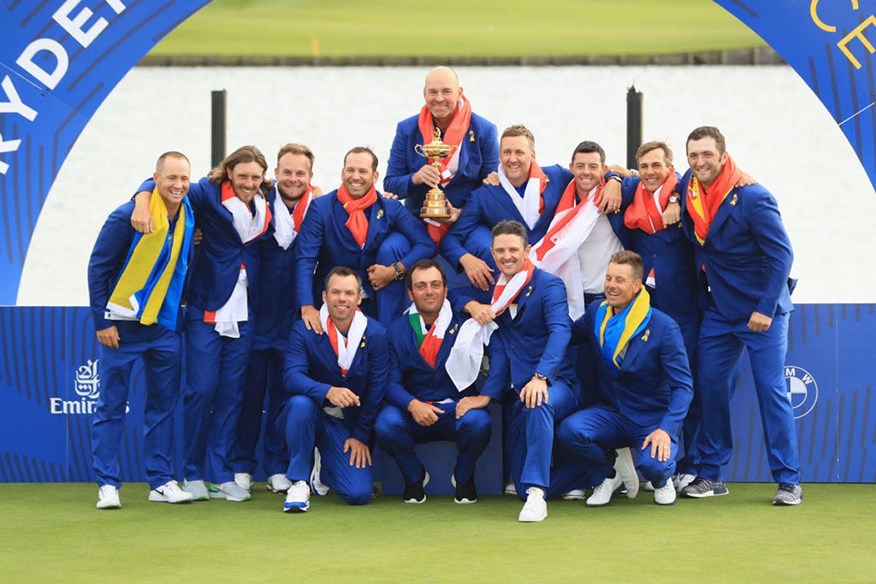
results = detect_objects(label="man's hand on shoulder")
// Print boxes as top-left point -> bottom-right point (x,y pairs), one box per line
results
597,178 -> 622,215
662,201 -> 681,225
459,254 -> 495,291
606,164 -> 635,178
482,171 -> 499,186
735,170 -> 757,188
301,305 -> 324,334
132,191 -> 154,233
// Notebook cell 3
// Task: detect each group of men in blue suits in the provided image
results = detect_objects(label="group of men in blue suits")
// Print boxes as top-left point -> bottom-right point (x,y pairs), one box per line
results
87,65 -> 802,516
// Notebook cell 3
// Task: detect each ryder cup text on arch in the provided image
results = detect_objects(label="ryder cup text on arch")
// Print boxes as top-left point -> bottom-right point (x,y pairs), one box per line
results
0,0 -> 127,175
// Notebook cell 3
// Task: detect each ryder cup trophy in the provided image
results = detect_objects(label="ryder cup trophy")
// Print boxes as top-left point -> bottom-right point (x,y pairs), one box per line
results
415,127 -> 457,220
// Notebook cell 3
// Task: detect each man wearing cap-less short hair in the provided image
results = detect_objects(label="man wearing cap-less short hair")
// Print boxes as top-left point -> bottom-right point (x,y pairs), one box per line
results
677,126 -> 801,506
89,151 -> 196,509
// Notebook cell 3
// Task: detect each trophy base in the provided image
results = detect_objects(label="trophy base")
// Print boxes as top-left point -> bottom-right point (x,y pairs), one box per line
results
420,209 -> 452,220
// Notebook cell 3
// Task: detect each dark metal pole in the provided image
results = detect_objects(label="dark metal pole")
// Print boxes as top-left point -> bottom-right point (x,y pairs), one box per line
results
626,85 -> 643,170
211,90 -> 227,167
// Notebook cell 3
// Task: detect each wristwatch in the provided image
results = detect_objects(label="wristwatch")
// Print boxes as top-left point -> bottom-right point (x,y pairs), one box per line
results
391,262 -> 405,281
668,195 -> 680,204
533,372 -> 550,384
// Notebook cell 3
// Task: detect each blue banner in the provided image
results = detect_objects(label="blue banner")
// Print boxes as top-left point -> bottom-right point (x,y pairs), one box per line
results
1,305 -> 872,484
0,0 -> 210,305
715,0 -> 876,191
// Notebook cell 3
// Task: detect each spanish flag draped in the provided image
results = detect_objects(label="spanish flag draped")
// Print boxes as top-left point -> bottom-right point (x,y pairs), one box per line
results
594,288 -> 652,371
686,154 -> 741,245
106,188 -> 194,329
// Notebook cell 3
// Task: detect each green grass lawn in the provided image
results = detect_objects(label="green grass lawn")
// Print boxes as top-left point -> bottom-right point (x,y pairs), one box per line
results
152,0 -> 765,58
2,483 -> 872,582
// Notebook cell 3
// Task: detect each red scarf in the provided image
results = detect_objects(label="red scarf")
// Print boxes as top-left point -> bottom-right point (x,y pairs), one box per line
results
417,93 -> 472,178
534,179 -> 601,262
419,94 -> 471,246
624,172 -> 679,234
426,223 -> 449,246
686,154 -> 742,245
492,258 -> 535,315
337,184 -> 378,248
292,187 -> 313,233
327,314 -> 349,375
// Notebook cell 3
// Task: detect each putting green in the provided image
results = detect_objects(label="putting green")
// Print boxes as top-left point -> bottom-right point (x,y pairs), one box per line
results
2,483 -> 872,582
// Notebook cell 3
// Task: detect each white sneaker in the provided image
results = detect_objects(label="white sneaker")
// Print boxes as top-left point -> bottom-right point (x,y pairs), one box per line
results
654,481 -> 676,505
234,472 -> 252,492
284,480 -> 310,513
182,479 -> 210,501
614,448 -> 639,499
310,448 -> 330,496
209,481 -> 251,502
96,485 -> 121,509
267,474 -> 292,493
518,487 -> 547,522
504,482 -> 517,496
586,473 -> 623,507
562,489 -> 587,500
673,473 -> 696,491
642,481 -> 655,492
148,480 -> 195,504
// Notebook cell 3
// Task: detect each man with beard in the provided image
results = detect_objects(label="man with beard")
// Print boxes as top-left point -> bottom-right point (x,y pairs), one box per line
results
281,267 -> 389,512
677,126 -> 801,505
232,144 -> 317,495
375,259 -> 492,505
295,147 -> 436,326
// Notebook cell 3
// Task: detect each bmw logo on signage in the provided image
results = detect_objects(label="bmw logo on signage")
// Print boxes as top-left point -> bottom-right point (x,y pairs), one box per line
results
785,365 -> 818,419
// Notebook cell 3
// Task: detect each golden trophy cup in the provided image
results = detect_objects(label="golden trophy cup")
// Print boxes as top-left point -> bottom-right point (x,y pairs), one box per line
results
414,127 -> 457,220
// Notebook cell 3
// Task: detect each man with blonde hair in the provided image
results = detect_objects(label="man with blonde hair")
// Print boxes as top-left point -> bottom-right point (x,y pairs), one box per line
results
132,145 -> 274,503
90,151 -> 196,509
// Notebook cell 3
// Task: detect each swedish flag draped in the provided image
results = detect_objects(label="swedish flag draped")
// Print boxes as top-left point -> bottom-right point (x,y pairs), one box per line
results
106,189 -> 194,329
595,288 -> 652,372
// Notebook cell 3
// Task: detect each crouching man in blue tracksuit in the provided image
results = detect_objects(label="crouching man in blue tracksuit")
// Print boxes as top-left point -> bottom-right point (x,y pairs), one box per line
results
375,259 -> 491,505
280,266 -> 388,512
557,251 -> 693,506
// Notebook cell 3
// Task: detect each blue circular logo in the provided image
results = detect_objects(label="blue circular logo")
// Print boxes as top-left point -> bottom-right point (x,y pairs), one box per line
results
785,365 -> 818,419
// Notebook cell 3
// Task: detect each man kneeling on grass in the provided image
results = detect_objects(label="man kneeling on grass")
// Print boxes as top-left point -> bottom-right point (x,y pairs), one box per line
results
557,251 -> 693,506
280,267 -> 388,512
